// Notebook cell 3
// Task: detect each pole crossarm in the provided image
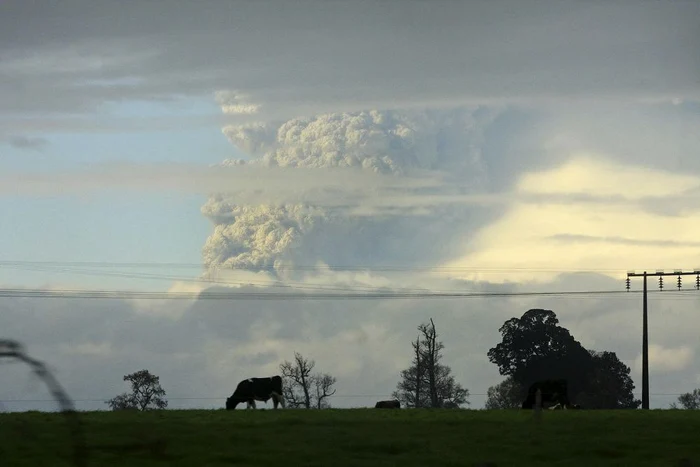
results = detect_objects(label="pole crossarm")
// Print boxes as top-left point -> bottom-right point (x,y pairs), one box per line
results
627,271 -> 700,277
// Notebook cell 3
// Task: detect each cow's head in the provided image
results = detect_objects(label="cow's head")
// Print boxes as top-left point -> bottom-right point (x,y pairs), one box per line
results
226,396 -> 244,410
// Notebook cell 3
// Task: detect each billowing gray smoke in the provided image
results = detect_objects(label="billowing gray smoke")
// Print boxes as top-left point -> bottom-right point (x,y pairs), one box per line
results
201,202 -> 327,272
202,105 -> 501,277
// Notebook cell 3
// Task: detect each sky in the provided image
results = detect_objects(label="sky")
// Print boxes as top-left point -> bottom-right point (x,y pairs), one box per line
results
0,0 -> 699,411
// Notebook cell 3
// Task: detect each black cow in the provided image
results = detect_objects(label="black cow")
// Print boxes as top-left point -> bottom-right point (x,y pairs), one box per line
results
226,375 -> 285,410
521,379 -> 570,409
375,399 -> 401,409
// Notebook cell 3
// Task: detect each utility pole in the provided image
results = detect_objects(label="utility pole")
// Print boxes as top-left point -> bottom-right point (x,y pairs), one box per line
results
626,269 -> 700,410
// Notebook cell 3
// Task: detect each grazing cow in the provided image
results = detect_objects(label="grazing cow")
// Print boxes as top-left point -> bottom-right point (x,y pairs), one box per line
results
521,379 -> 570,409
375,400 -> 401,409
226,375 -> 285,410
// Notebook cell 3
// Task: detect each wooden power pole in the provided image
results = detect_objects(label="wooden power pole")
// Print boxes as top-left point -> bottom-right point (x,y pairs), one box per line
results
626,269 -> 700,410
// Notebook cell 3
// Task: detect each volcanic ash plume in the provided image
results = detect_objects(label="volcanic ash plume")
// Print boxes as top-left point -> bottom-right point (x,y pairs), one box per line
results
201,202 -> 328,272
221,123 -> 278,156
203,106 -> 500,276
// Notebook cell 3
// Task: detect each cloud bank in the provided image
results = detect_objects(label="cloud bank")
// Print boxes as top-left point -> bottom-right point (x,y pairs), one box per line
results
1,1 -> 698,132
445,155 -> 700,284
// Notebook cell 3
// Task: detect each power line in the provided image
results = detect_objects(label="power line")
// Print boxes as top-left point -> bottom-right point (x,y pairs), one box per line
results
0,260 -> 632,273
2,261 -> 673,297
1,263 -> 446,294
0,261 -> 640,296
0,287 -> 698,300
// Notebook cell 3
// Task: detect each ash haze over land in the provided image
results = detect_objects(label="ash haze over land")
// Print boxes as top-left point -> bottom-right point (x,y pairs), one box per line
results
0,0 -> 699,412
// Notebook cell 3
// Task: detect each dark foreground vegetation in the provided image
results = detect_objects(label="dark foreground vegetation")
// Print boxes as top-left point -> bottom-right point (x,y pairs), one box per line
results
1,409 -> 699,466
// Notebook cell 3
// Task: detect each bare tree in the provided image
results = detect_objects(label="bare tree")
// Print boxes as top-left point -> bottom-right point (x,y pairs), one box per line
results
105,369 -> 168,411
412,334 -> 424,407
393,334 -> 427,408
421,318 -> 443,407
279,352 -> 337,409
280,352 -> 314,408
393,319 -> 469,408
314,373 -> 337,409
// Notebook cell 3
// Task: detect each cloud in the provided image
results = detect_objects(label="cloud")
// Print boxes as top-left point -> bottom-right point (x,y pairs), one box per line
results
518,154 -> 700,199
534,103 -> 700,177
215,91 -> 261,116
546,234 -> 700,249
443,156 -> 700,284
0,1 -> 698,129
3,135 -> 48,151
634,345 -> 694,374
0,163 -> 443,202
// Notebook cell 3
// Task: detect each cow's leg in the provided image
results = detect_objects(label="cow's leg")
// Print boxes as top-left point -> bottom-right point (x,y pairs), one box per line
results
250,399 -> 256,409
271,391 -> 283,409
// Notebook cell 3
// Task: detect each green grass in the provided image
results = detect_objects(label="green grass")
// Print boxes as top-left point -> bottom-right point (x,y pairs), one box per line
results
1,409 -> 699,466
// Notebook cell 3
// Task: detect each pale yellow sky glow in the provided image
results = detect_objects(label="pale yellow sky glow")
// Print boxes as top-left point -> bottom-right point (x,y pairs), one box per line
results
443,155 -> 700,284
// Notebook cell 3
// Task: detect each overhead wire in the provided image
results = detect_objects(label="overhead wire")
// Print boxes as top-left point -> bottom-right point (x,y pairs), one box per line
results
1,259 -> 651,274
0,287 -> 697,300
0,260 -> 696,298
1,260 -> 697,300
0,263 -> 478,295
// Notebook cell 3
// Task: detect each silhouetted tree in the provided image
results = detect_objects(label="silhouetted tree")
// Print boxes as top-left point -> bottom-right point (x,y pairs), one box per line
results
487,309 -> 594,398
313,373 -> 337,409
105,369 -> 167,411
105,393 -> 138,411
484,376 -> 523,409
280,352 -> 337,409
488,309 -> 640,408
670,389 -> 700,410
393,319 -> 469,408
578,350 -> 641,409
393,334 -> 426,407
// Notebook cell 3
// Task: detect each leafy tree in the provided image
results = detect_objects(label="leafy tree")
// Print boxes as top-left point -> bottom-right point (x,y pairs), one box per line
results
484,376 -> 523,409
105,369 -> 168,411
577,350 -> 641,409
670,389 -> 700,410
487,309 -> 640,409
104,393 -> 138,411
487,309 -> 594,398
280,352 -> 337,409
393,319 -> 469,408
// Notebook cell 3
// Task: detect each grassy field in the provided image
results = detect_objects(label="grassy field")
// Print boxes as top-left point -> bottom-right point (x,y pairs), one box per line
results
1,408 -> 699,466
